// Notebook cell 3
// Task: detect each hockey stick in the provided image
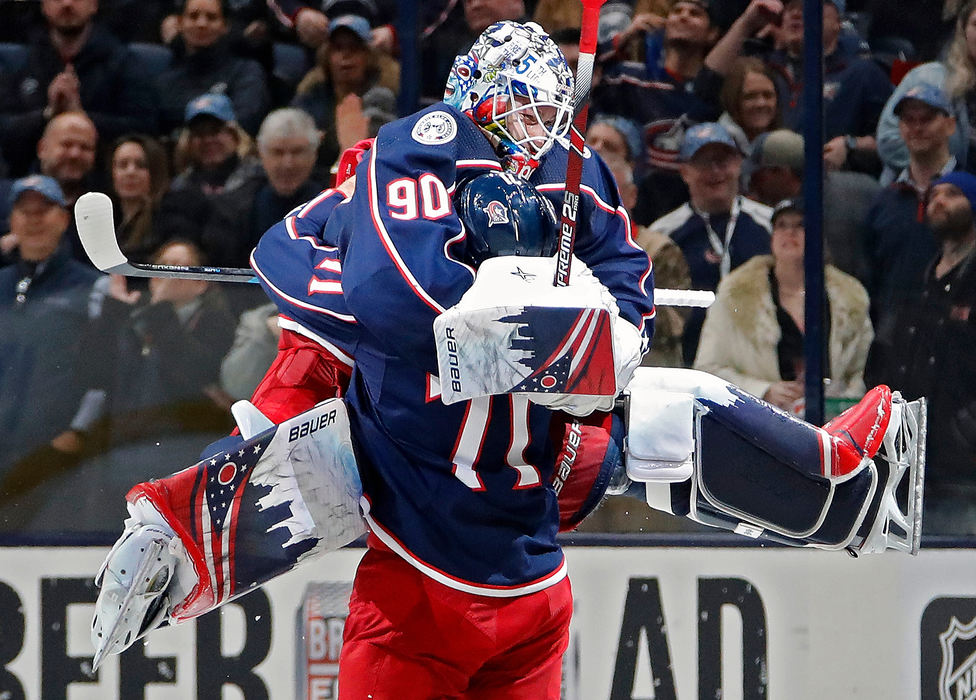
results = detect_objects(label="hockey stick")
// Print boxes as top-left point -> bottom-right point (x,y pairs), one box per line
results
554,0 -> 606,287
75,192 -> 258,283
74,191 -> 715,307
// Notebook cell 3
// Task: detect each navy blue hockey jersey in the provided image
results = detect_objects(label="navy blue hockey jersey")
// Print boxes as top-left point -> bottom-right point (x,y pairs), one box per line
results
253,104 -> 654,594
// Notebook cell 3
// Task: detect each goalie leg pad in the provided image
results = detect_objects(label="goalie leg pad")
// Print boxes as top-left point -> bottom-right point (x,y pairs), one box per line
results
695,399 -> 844,537
626,368 -> 925,553
694,409 -> 879,546
126,398 -> 365,622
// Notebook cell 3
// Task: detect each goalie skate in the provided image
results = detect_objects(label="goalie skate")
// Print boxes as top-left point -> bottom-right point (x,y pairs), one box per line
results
91,523 -> 184,671
850,392 -> 926,555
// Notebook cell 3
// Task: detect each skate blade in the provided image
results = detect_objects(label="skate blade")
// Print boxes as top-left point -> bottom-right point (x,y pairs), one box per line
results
858,394 -> 926,555
91,539 -> 171,671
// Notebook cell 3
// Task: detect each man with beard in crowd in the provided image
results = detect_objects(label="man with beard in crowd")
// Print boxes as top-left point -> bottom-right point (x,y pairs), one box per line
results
866,171 -> 976,535
0,0 -> 156,176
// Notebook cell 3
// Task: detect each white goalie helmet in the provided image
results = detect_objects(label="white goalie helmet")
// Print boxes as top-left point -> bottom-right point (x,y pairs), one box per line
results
444,21 -> 574,174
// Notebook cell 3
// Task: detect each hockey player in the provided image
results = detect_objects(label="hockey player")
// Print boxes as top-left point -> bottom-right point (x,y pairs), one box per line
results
89,20 -> 924,698
95,23 -> 652,697
276,22 -> 651,697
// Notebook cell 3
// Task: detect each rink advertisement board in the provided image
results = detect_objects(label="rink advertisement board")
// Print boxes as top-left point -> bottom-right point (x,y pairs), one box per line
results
1,544 -> 976,699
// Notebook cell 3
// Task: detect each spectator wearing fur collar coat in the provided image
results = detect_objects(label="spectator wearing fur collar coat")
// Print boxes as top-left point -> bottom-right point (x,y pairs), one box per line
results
693,198 -> 873,411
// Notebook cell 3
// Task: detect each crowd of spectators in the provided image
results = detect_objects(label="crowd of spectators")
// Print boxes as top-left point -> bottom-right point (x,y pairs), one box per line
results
2,0 -> 975,536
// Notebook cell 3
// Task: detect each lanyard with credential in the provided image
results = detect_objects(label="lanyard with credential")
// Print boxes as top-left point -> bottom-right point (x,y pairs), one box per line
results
694,195 -> 741,279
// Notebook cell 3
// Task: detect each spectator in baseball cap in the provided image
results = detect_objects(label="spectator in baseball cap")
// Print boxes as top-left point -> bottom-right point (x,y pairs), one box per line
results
0,171 -> 103,495
1,174 -> 69,266
171,93 -> 258,194
863,75 -> 958,335
650,120 -> 772,363
164,92 -> 262,248
893,84 -> 952,118
292,10 -> 399,183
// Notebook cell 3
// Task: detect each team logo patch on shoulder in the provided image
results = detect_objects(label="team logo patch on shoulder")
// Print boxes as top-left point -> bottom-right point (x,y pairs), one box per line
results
412,111 -> 457,145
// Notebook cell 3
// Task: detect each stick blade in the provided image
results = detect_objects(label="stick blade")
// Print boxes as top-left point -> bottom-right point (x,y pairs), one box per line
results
75,192 -> 127,273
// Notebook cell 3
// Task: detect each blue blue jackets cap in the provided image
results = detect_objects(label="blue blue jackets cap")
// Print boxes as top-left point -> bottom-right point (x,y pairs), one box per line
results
894,83 -> 951,117
329,14 -> 371,43
932,171 -> 976,215
184,93 -> 237,124
10,175 -> 66,208
679,122 -> 740,162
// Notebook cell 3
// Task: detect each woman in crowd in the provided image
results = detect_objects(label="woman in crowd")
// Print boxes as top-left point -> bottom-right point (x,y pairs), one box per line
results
694,198 -> 873,412
876,0 -> 976,178
717,57 -> 781,156
108,135 -> 177,264
156,0 -> 271,136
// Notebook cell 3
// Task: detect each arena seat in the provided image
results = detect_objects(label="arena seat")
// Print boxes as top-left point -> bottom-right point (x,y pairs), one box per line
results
128,42 -> 173,77
273,42 -> 310,93
0,42 -> 27,74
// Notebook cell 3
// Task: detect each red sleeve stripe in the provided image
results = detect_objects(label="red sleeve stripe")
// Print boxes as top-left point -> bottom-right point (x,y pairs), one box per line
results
276,317 -> 355,367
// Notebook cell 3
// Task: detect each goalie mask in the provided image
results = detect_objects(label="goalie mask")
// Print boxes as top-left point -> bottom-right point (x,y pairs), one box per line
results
455,171 -> 559,266
444,21 -> 574,177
